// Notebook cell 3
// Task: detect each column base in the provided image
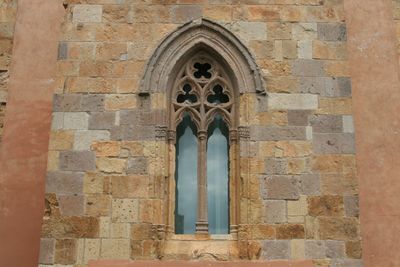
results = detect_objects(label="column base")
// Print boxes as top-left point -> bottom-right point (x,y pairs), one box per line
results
195,221 -> 208,234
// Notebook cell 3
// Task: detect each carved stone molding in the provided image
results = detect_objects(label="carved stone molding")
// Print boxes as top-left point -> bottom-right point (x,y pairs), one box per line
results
238,126 -> 250,140
155,125 -> 168,140
140,18 -> 266,95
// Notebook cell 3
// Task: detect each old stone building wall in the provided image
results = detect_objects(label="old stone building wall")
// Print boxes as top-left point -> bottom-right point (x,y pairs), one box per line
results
0,0 -> 17,140
39,1 -> 361,267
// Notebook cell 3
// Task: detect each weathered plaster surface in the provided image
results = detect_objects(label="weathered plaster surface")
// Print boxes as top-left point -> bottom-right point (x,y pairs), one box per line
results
0,0 -> 64,266
344,0 -> 400,266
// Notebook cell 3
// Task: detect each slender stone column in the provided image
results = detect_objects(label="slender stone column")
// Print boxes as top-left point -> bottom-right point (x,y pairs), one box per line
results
196,130 -> 208,234
0,1 -> 64,266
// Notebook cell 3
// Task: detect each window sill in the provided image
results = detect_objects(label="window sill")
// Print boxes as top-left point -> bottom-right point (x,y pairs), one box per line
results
169,234 -> 236,241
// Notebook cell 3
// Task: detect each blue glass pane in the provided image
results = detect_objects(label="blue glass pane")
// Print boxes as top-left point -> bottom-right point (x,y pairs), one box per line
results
175,114 -> 198,234
207,115 -> 229,234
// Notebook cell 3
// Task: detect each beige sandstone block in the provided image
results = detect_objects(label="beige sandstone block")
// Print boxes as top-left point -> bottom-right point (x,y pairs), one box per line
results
112,199 -> 139,222
317,98 -> 352,115
47,151 -> 59,171
111,175 -> 148,198
96,157 -> 126,173
83,239 -> 100,264
91,141 -> 121,157
291,239 -> 305,259
288,195 -> 308,216
85,194 -> 111,216
111,223 -> 130,238
83,172 -> 104,194
99,216 -> 110,238
105,94 -> 137,110
48,131 -> 74,150
100,239 -> 130,259
73,5 -> 102,23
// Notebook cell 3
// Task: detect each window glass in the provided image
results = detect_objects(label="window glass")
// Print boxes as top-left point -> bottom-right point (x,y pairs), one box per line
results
207,115 -> 229,234
175,114 -> 198,234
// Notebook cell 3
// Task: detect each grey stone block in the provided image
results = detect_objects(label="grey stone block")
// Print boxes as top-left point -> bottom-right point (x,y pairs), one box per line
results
265,158 -> 287,175
119,110 -> 141,125
305,240 -> 325,259
51,112 -> 64,130
318,23 -> 347,41
58,194 -> 85,216
127,157 -> 148,174
336,77 -> 352,96
59,151 -> 96,171
73,130 -> 110,150
39,238 -> 55,264
53,94 -> 82,112
326,240 -> 345,259
89,112 -> 115,130
298,77 -> 325,94
262,176 -> 300,200
58,42 -> 68,60
288,110 -> 311,126
110,125 -> 155,141
81,94 -> 105,112
331,259 -> 363,267
261,240 -> 290,260
344,196 -> 359,217
46,171 -> 84,194
250,126 -> 307,141
263,200 -> 287,223
292,59 -> 325,77
310,115 -> 343,133
343,115 -> 354,133
313,133 -> 355,154
63,112 -> 89,130
171,5 -> 202,23
299,174 -> 320,195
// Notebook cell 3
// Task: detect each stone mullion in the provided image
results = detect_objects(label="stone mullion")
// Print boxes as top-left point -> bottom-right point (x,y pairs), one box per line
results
229,129 -> 239,235
195,82 -> 209,234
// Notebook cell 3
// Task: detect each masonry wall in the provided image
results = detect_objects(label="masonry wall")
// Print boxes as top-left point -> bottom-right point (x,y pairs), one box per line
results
0,0 -> 17,140
39,1 -> 361,267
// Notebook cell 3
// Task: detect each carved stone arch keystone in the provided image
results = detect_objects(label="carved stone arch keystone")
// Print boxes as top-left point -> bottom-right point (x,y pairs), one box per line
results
140,18 -> 266,95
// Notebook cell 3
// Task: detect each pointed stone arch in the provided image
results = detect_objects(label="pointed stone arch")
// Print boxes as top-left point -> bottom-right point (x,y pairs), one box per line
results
140,18 -> 266,96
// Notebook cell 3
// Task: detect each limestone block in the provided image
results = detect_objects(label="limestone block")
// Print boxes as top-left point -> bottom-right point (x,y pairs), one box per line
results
292,23 -> 317,40
308,195 -> 344,217
325,61 -> 350,77
288,195 -> 308,216
345,241 -> 362,259
171,5 -> 202,23
342,115 -> 354,133
261,240 -> 290,260
58,195 -> 85,216
55,239 -> 77,264
250,126 -> 307,141
39,238 -> 55,264
86,194 -> 111,216
318,23 -> 347,41
330,259 -> 363,267
299,174 -> 320,195
88,112 -> 115,130
249,40 -> 274,59
73,5 -> 102,23
47,151 -> 59,172
73,130 -> 110,150
250,224 -> 276,240
276,224 -> 305,239
263,200 -> 287,223
127,157 -> 148,174
81,94 -> 105,112
298,40 -> 312,59
326,240 -> 345,259
262,176 -> 300,200
49,130 -> 74,150
139,199 -> 163,223
83,172 -> 104,194
111,223 -> 130,238
265,158 -> 287,175
42,216 -> 99,239
46,171 -> 84,194
63,112 -> 89,130
232,21 -> 267,43
59,151 -> 96,171
267,22 -> 292,40
100,239 -> 130,259
111,175 -> 148,198
51,112 -> 64,130
312,133 -> 355,154
58,42 -> 68,60
319,217 -> 359,240
96,157 -> 126,173
268,93 -> 318,110
84,239 -> 100,264
105,94 -> 137,110
91,141 -> 121,157
291,239 -> 305,259
317,97 -> 352,115
112,199 -> 139,222
313,40 -> 347,60
99,216 -> 111,238
292,59 -> 325,77
310,114 -> 343,133
282,40 -> 298,59
344,196 -> 359,217
305,240 -> 325,259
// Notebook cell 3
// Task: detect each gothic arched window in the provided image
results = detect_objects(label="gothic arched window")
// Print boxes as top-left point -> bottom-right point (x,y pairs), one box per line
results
171,52 -> 235,234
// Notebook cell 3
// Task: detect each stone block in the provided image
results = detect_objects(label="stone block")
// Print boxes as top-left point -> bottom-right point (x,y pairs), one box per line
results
99,217 -> 111,238
297,77 -> 325,95
59,151 -> 96,171
105,94 -> 137,110
287,195 -> 307,216
131,223 -> 155,240
100,239 -> 130,259
84,239 -> 100,264
112,199 -> 139,222
110,125 -> 155,141
276,224 -> 305,239
96,157 -> 125,173
298,40 -> 312,59
292,23 -> 317,40
58,42 -> 68,60
308,195 -> 344,217
73,5 -> 102,23
39,238 -> 55,264
250,126 -> 307,141
305,240 -> 325,259
58,195 -> 85,216
342,115 -> 354,133
171,5 -> 202,23
232,21 -> 267,42
127,157 -> 148,174
317,97 -> 352,115
250,224 -> 276,240
53,94 -> 82,112
287,110 -> 311,126
291,239 -> 305,259
326,240 -> 345,259
139,199 -> 163,223
89,112 -> 115,130
86,194 -> 111,216
345,241 -> 362,259
265,158 -> 287,175
42,216 -> 99,238
73,130 -> 110,150
292,59 -> 325,77
344,196 -> 359,217
310,115 -> 343,133
330,259 -> 363,267
263,200 -> 287,223
46,171 -> 84,194
49,130 -> 74,150
111,175 -> 148,198
319,217 -> 359,240
262,176 -> 300,200
268,93 -> 318,110
267,22 -> 292,40
299,174 -> 320,195
111,223 -> 130,238
55,239 -> 77,264
91,141 -> 121,157
83,172 -> 104,194
318,23 -> 347,41
51,112 -> 64,130
313,133 -> 355,154
81,94 -> 105,112
63,112 -> 89,130
261,240 -> 290,260
282,40 -> 298,59
249,40 -> 274,59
